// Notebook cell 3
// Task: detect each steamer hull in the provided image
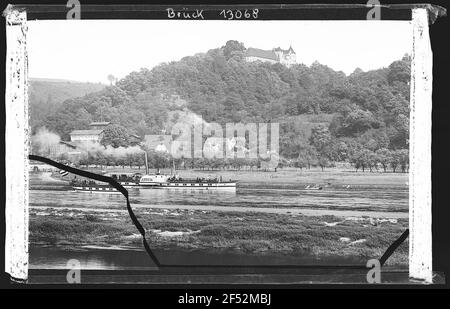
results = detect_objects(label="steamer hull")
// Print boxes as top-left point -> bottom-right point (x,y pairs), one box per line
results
139,174 -> 237,190
72,185 -> 121,194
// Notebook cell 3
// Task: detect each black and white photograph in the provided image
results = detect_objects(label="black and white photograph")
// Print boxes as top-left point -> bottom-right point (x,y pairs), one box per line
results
2,2 -> 448,289
27,18 -> 412,271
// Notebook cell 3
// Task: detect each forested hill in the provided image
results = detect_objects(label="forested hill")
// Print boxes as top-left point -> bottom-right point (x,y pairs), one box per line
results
29,78 -> 106,132
41,40 -> 411,164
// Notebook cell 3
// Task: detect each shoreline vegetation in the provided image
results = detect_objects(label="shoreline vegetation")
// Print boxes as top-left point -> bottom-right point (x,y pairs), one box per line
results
46,165 -> 409,186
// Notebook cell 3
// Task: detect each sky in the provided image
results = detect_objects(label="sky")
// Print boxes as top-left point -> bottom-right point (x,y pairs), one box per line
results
27,20 -> 412,84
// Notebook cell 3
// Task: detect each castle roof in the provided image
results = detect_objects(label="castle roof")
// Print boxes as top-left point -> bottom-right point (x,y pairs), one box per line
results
273,46 -> 295,54
245,48 -> 278,61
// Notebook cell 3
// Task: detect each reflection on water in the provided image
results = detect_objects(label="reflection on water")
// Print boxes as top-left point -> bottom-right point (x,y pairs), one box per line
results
30,246 -> 366,270
30,247 -> 156,270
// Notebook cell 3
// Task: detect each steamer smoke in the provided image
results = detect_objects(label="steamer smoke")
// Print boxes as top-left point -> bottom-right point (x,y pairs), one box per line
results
81,141 -> 144,157
31,127 -> 61,154
31,127 -> 144,159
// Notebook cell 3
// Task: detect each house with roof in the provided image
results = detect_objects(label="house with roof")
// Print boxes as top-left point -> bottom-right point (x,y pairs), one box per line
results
70,129 -> 104,143
69,122 -> 110,143
244,46 -> 296,67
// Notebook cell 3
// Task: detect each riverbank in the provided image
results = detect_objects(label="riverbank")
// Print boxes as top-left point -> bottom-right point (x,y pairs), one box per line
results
30,206 -> 408,266
47,166 -> 408,187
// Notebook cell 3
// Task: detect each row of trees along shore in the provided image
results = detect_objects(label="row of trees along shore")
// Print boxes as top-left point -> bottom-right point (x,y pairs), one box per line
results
75,121 -> 409,172
58,147 -> 408,173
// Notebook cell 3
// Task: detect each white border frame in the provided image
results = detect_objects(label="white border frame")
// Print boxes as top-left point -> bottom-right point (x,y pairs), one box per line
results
3,7 -> 434,283
409,8 -> 433,283
4,8 -> 29,281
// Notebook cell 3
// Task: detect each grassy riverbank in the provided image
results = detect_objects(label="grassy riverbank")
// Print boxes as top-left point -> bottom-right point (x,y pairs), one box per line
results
69,166 -> 408,185
30,206 -> 408,266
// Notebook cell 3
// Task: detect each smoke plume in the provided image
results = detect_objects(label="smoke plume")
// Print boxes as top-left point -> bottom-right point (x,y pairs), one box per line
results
81,141 -> 144,158
31,127 -> 61,155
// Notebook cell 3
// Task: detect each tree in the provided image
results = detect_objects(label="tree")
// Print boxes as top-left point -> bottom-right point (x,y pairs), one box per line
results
397,149 -> 409,173
279,121 -> 309,159
126,153 -> 134,168
341,109 -> 378,136
116,156 -> 126,169
95,152 -> 107,169
133,153 -> 145,169
100,124 -> 130,148
375,148 -> 392,172
105,154 -> 116,167
295,157 -> 308,170
309,124 -> 331,153
297,145 -> 318,170
310,124 -> 332,170
351,149 -> 372,172
367,151 -> 378,172
317,155 -> 331,171
328,140 -> 349,162
222,92 -> 246,122
389,114 -> 409,149
354,129 -> 389,153
222,40 -> 245,61
107,74 -> 117,86
150,151 -> 170,170
390,150 -> 401,173
387,59 -> 410,85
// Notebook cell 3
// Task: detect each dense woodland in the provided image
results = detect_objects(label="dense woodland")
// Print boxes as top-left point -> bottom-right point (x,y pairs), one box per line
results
34,40 -> 411,172
29,78 -> 106,131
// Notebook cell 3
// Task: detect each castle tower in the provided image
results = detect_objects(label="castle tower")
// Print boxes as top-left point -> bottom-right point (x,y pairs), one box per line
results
272,46 -> 296,67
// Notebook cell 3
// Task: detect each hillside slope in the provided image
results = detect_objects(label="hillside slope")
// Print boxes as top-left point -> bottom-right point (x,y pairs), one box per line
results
29,78 -> 106,132
39,40 -> 410,163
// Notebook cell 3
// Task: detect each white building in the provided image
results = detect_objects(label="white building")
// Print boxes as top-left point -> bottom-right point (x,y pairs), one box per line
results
70,129 -> 104,143
69,122 -> 110,143
244,46 -> 296,67
273,46 -> 296,67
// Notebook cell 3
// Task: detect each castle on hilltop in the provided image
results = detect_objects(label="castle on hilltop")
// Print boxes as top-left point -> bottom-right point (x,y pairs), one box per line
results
244,46 -> 296,67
